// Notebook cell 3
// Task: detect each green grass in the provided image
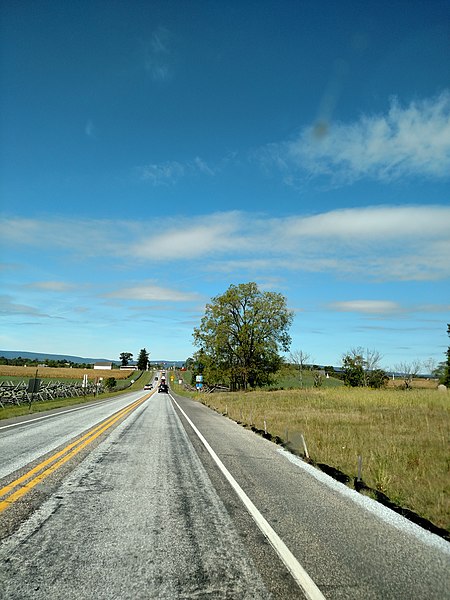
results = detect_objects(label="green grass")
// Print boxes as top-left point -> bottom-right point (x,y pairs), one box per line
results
271,368 -> 344,389
179,368 -> 344,390
173,380 -> 450,532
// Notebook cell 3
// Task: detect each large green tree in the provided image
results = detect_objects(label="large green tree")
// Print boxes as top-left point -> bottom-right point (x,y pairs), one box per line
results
137,348 -> 150,371
193,282 -> 293,390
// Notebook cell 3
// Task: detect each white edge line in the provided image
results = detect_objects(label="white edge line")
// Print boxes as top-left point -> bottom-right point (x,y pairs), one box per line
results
278,447 -> 450,555
170,394 -> 326,600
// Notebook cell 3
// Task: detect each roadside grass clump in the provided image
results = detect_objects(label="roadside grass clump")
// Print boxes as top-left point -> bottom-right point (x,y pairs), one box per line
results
178,385 -> 449,532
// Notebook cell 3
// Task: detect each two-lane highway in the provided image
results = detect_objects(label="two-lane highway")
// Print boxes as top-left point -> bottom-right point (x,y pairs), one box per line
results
0,391 -> 155,479
1,388 -> 449,599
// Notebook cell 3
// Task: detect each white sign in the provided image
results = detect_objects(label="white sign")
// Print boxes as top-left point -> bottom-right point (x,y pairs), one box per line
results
196,375 -> 203,382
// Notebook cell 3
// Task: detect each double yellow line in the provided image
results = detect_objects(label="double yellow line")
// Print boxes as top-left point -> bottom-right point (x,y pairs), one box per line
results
0,393 -> 151,513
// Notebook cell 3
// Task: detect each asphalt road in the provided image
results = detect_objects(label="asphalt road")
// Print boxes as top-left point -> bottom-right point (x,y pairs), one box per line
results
0,388 -> 449,599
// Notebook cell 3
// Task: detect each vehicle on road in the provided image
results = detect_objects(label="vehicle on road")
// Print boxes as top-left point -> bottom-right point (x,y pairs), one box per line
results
143,384 -> 152,390
158,382 -> 168,393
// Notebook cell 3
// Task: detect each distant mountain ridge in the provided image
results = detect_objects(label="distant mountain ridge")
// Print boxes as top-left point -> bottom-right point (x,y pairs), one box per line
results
0,350 -> 115,364
0,350 -> 185,367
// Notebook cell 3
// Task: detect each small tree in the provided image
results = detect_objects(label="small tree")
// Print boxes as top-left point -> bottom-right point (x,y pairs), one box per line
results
342,350 -> 365,387
313,370 -> 323,387
104,377 -> 117,390
342,347 -> 383,387
394,360 -> 421,390
119,352 -> 133,367
367,369 -> 389,389
443,324 -> 450,386
423,357 -> 437,378
137,348 -> 149,371
290,349 -> 310,388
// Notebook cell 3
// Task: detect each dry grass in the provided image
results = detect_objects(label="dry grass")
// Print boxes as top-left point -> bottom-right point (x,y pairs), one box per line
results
185,386 -> 450,531
386,377 -> 440,389
0,365 -> 132,380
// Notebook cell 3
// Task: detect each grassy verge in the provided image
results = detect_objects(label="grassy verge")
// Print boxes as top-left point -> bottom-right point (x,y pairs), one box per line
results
0,371 -> 154,420
173,381 -> 449,532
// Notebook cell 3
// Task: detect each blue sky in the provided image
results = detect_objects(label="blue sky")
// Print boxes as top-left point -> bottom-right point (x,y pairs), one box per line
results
1,0 -> 449,370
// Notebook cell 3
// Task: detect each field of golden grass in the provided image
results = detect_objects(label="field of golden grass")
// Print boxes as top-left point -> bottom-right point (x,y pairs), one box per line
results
0,365 -> 132,380
178,384 -> 449,532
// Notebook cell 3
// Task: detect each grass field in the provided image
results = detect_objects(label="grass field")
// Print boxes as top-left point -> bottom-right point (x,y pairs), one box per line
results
0,365 -> 133,382
174,379 -> 450,532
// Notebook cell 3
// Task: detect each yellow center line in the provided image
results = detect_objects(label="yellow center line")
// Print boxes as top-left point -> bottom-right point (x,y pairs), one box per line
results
0,391 -> 153,513
0,396 -> 144,498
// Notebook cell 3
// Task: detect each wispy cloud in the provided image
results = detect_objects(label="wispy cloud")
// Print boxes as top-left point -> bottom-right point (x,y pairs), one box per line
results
25,281 -> 75,292
129,212 -> 242,260
262,91 -> 450,184
282,205 -> 450,240
138,156 -> 215,185
2,205 -> 449,282
85,119 -> 96,139
105,283 -> 201,302
0,217 -> 125,257
143,26 -> 174,82
328,300 -> 450,316
328,300 -> 401,314
0,295 -> 51,318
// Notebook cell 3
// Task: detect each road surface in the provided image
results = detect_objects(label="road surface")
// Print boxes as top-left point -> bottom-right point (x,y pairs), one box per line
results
0,387 -> 449,599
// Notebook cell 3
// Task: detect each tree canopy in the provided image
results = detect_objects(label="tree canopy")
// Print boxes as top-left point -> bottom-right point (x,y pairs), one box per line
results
193,282 -> 293,390
341,347 -> 387,388
137,348 -> 149,371
119,352 -> 133,366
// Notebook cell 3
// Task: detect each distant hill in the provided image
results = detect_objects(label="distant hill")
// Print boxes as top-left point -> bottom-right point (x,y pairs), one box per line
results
0,350 -> 186,367
0,350 -> 116,364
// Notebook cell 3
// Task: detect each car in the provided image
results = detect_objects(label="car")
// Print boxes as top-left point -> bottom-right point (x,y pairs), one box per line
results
143,384 -> 152,390
158,383 -> 168,393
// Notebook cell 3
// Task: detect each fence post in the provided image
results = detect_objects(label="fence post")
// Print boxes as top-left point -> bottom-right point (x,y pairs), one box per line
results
357,455 -> 363,482
301,434 -> 310,460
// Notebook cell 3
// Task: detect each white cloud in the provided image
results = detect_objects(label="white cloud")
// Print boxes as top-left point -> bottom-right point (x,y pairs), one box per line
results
25,281 -> 75,292
0,217 -> 126,257
282,205 -> 450,240
144,26 -> 174,82
265,91 -> 450,184
2,205 -> 449,282
130,212 -> 243,260
138,156 -> 215,185
105,283 -> 201,303
139,161 -> 186,185
0,295 -> 50,317
329,300 -> 401,314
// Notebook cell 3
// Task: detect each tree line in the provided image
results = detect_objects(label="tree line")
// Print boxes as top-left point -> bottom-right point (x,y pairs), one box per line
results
189,282 -> 449,391
119,348 -> 150,371
0,357 -> 95,369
